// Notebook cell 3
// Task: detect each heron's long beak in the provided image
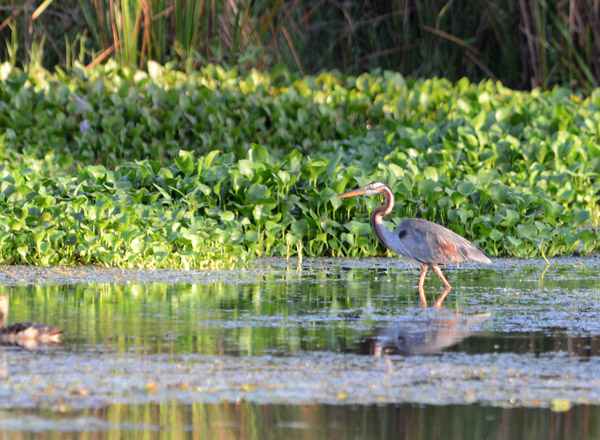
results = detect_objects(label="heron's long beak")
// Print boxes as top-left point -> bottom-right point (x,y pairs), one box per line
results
333,187 -> 367,199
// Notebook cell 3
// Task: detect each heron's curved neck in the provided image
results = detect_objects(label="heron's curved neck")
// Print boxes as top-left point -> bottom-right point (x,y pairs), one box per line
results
370,186 -> 395,248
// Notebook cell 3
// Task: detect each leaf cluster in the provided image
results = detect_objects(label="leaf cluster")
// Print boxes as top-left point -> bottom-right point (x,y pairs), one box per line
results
0,63 -> 597,266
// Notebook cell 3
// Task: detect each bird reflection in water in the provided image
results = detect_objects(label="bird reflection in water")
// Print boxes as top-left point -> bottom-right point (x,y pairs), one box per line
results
0,295 -> 63,349
371,310 -> 490,356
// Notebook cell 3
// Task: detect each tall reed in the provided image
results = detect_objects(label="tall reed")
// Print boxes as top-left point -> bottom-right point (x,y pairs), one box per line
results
3,0 -> 600,90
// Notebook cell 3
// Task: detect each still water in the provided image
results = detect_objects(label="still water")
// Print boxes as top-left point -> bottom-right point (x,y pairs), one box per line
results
0,257 -> 599,438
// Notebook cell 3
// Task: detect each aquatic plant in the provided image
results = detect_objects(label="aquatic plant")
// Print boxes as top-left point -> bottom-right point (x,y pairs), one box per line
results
6,0 -> 600,92
0,63 -> 597,267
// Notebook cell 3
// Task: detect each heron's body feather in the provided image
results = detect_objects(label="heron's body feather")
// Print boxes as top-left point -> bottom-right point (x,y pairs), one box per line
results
386,218 -> 491,266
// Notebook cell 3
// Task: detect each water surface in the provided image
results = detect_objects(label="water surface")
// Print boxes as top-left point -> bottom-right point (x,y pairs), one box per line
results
0,257 -> 599,438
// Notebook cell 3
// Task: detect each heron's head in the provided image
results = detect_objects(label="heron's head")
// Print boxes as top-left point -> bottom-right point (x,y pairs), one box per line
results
333,181 -> 391,199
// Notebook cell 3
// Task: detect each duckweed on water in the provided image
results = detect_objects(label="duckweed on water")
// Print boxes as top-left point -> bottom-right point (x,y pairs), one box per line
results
0,62 -> 598,267
3,350 -> 600,409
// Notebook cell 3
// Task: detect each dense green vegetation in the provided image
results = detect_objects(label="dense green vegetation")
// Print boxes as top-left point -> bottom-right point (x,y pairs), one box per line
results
0,61 -> 598,267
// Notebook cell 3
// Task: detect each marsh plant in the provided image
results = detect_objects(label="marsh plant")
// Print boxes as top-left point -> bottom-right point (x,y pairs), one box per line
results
0,62 -> 596,267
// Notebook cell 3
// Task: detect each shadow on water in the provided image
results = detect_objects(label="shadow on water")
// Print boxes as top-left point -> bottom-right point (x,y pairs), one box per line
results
0,257 -> 599,437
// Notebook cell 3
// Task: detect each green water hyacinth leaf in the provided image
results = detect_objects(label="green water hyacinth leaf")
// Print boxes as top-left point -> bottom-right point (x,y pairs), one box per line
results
456,182 -> 474,196
230,231 -> 244,244
507,236 -> 522,247
50,229 -> 68,241
131,238 -> 146,254
319,188 -> 337,204
245,230 -> 259,243
35,195 -> 56,208
249,144 -> 270,163
219,211 -> 235,222
504,209 -> 520,228
573,209 -> 590,225
253,205 -> 270,225
265,221 -> 282,234
540,200 -> 562,219
417,179 -> 437,198
17,246 -> 28,259
85,165 -> 107,181
238,160 -> 255,179
291,220 -> 309,237
516,224 -> 538,240
491,185 -> 509,204
448,208 -> 468,224
276,170 -> 291,186
489,229 -> 503,241
423,167 -> 438,181
72,195 -> 88,209
579,229 -> 596,247
345,221 -> 371,236
175,151 -> 195,175
247,183 -> 269,204
450,191 -> 467,206
557,188 -> 575,202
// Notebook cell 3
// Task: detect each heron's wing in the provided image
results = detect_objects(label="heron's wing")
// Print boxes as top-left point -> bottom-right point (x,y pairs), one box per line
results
396,218 -> 491,265
377,223 -> 418,263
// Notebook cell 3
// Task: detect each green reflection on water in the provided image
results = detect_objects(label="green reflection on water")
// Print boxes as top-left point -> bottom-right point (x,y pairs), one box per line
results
3,402 -> 600,440
0,258 -> 599,356
0,264 -> 422,355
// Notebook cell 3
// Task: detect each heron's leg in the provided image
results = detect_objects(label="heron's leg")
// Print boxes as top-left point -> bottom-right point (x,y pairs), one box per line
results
418,264 -> 428,307
434,287 -> 452,308
431,264 -> 452,290
431,264 -> 452,308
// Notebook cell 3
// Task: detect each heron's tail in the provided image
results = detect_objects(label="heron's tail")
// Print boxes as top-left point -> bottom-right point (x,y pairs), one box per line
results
465,246 -> 492,264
